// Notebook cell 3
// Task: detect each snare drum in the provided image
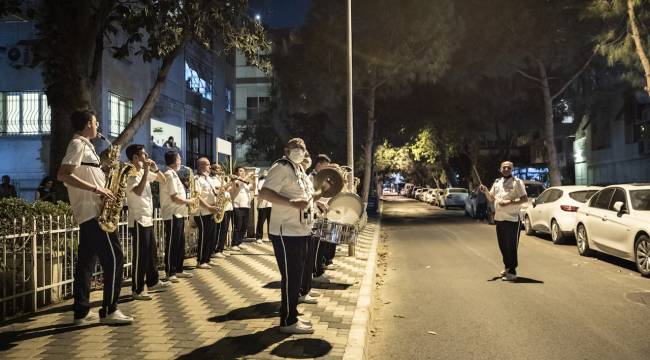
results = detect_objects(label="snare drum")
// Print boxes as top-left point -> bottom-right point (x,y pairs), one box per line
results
312,218 -> 357,245
326,193 -> 364,225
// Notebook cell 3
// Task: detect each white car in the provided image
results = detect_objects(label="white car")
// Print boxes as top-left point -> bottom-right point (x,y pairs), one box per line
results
523,185 -> 602,244
440,188 -> 469,209
574,184 -> 650,277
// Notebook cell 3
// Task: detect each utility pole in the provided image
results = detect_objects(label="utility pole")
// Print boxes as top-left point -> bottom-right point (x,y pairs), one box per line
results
347,0 -> 356,257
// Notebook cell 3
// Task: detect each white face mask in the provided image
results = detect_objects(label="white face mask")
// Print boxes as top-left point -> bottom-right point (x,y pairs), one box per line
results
288,148 -> 305,163
303,157 -> 312,169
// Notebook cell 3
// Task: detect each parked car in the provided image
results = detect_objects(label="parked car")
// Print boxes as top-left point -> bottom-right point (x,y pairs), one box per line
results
424,188 -> 438,204
517,180 -> 547,221
433,188 -> 445,207
574,184 -> 650,277
523,185 -> 602,243
440,188 -> 469,209
414,188 -> 425,200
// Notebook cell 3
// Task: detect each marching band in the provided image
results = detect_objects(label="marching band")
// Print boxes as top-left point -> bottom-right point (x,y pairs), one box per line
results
59,111 -> 360,334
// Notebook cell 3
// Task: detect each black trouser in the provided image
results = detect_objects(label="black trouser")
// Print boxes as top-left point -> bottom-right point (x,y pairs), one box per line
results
73,218 -> 124,319
232,208 -> 249,246
300,236 -> 318,297
163,216 -> 185,276
215,210 -> 232,252
324,242 -> 336,266
256,207 -> 271,240
313,238 -> 326,277
476,203 -> 488,220
495,220 -> 521,275
270,233 -> 307,327
130,223 -> 159,294
195,214 -> 215,264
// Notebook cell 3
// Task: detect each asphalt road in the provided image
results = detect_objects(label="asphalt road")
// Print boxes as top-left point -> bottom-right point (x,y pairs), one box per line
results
367,196 -> 650,360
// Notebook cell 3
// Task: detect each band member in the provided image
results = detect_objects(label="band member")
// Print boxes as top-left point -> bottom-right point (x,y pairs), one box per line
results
230,166 -> 252,251
259,138 -> 316,334
298,153 -> 319,305
160,151 -> 197,282
124,144 -> 170,301
256,170 -> 271,244
194,157 -> 218,269
211,164 -> 233,258
310,154 -> 334,282
480,161 -> 528,281
57,109 -> 133,325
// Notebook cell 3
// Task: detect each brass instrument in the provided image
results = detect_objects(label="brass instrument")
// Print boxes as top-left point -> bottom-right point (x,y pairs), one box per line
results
183,166 -> 199,214
98,144 -> 136,233
212,177 -> 231,223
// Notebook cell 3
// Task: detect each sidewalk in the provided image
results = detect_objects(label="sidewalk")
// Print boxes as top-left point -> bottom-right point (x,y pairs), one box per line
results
0,218 -> 380,359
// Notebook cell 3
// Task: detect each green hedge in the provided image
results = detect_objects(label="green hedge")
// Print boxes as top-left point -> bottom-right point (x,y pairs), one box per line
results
0,198 -> 74,237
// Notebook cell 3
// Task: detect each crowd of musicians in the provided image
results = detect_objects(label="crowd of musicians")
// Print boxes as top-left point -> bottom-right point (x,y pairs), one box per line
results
57,109 -> 340,334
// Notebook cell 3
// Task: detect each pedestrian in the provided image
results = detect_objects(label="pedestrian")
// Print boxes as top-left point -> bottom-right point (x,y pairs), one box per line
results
475,186 -> 488,222
259,137 -> 316,334
230,166 -> 252,251
160,151 -> 197,283
255,170 -> 271,244
125,144 -> 170,301
211,164 -> 233,258
310,154 -> 336,283
35,176 -> 57,203
479,160 -> 528,281
56,109 -> 133,325
0,175 -> 17,199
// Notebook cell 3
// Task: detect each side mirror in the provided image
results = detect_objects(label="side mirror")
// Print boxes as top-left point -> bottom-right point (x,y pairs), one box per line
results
612,201 -> 625,214
531,199 -> 537,208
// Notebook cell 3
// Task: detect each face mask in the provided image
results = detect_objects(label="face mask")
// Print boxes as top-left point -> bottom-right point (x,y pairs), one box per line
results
303,157 -> 312,169
288,148 -> 305,163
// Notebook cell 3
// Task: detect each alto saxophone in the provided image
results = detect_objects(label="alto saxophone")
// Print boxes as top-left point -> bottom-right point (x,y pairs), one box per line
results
98,144 -> 135,233
213,177 -> 231,223
185,166 -> 199,214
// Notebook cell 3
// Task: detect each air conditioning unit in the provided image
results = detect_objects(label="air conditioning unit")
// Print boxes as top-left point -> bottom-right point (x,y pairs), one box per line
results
639,139 -> 650,155
7,44 -> 33,68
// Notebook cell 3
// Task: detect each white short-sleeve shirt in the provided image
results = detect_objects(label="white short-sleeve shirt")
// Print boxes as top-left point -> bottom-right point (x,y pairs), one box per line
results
263,158 -> 313,236
126,168 -> 159,227
231,181 -> 251,208
160,169 -> 188,220
257,179 -> 272,208
61,134 -> 105,225
194,173 -> 217,216
490,176 -> 527,222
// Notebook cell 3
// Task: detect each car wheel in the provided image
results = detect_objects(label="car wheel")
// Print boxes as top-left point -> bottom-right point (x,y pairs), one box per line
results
551,219 -> 564,244
576,224 -> 593,256
524,215 -> 535,235
634,234 -> 650,277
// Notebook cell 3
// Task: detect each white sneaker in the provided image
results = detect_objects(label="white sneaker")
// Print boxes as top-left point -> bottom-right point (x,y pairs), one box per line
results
167,275 -> 179,283
208,260 -> 219,266
255,239 -> 263,244
216,252 -> 226,259
148,281 -> 171,291
100,309 -> 134,325
73,310 -> 99,325
298,294 -> 318,304
502,273 -> 517,281
176,271 -> 194,278
197,263 -> 212,269
313,274 -> 331,284
231,246 -> 241,251
298,316 -> 313,326
499,270 -> 507,277
132,291 -> 152,301
309,290 -> 321,297
325,263 -> 338,270
279,321 -> 314,334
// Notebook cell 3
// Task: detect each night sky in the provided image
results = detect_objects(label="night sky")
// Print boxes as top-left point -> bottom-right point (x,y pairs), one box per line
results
250,0 -> 311,29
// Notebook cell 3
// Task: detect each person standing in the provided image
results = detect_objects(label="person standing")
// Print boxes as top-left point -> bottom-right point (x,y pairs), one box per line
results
0,175 -> 17,199
310,154 -> 335,282
125,144 -> 170,301
479,161 -> 528,281
57,109 -> 133,325
160,151 -> 197,283
212,164 -> 233,258
230,166 -> 252,251
298,153 -> 320,305
255,170 -> 272,244
259,138 -> 315,334
35,176 -> 57,203
193,157 -> 219,269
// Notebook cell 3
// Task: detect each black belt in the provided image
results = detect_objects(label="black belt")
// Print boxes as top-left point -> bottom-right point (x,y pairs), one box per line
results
81,162 -> 100,168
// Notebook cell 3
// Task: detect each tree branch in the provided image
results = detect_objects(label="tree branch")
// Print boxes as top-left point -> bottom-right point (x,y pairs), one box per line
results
627,0 -> 650,96
550,48 -> 597,100
515,68 -> 542,83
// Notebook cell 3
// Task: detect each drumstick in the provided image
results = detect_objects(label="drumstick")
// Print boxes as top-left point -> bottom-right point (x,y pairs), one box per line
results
471,164 -> 483,186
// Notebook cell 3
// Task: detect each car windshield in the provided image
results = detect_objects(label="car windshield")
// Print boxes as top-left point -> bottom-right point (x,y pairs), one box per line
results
525,184 -> 544,197
629,190 -> 650,210
568,190 -> 599,203
449,188 -> 467,193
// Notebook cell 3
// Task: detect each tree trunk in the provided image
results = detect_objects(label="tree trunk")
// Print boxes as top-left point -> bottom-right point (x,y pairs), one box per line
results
627,0 -> 650,97
537,61 -> 562,186
361,87 -> 376,203
113,40 -> 186,147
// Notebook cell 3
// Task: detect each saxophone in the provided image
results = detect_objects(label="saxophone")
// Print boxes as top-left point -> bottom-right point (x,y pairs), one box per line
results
184,166 -> 199,214
213,176 -> 231,223
98,144 -> 135,233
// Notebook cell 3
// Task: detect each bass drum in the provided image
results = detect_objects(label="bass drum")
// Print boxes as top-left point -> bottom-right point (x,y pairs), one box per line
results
326,193 -> 364,225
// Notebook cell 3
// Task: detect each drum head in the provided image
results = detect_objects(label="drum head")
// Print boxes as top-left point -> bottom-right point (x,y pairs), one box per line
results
327,193 -> 363,224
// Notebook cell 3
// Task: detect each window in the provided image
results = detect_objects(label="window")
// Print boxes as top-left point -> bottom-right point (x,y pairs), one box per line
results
185,61 -> 213,101
246,96 -> 270,120
0,91 -> 51,135
591,188 -> 615,209
185,122 -> 213,168
568,190 -> 599,203
225,88 -> 233,113
535,189 -> 552,205
109,92 -> 133,137
546,189 -> 563,203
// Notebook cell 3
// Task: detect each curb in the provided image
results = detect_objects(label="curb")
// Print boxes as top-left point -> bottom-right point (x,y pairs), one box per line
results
343,203 -> 382,360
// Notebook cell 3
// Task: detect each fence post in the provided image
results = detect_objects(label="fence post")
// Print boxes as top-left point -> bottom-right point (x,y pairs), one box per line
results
31,217 -> 38,312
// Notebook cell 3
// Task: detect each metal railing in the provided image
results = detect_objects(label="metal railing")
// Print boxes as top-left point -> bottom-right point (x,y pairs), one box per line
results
0,209 -> 201,321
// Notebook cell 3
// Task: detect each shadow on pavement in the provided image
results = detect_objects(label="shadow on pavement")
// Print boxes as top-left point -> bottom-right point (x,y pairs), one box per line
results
264,281 -> 353,290
487,276 -> 544,284
270,338 -> 333,358
0,323 -> 101,351
208,301 -> 280,323
175,327 -> 292,359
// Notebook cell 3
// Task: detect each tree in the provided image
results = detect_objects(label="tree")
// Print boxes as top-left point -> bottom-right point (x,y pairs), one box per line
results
24,0 -> 268,175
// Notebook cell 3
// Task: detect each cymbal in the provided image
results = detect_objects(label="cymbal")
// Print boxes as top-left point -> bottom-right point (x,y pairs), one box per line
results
314,168 -> 344,198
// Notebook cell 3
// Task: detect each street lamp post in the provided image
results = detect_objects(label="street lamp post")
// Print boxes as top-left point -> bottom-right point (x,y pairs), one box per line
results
346,0 -> 355,256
